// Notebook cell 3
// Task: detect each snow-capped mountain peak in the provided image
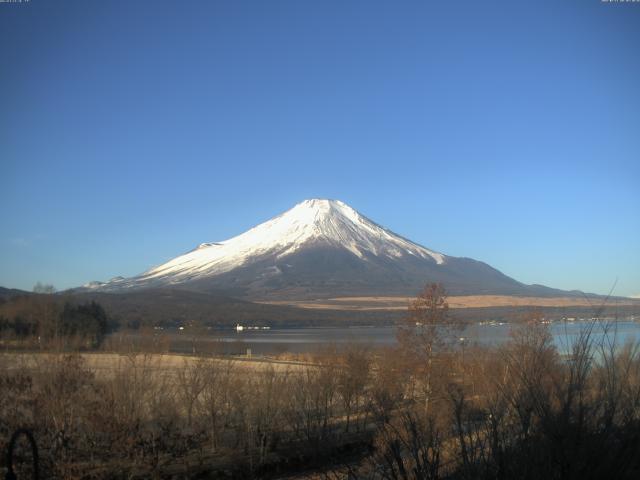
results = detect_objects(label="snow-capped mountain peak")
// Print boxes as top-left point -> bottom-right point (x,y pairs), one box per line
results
146,198 -> 444,279
81,198 -> 573,299
267,199 -> 445,262
90,199 -> 445,291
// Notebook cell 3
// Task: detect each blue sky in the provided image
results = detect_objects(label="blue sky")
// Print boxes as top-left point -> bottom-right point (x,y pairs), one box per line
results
1,0 -> 639,296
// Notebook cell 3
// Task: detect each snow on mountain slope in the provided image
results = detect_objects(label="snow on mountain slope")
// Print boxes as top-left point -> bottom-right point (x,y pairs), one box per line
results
82,198 -> 584,299
89,199 -> 446,291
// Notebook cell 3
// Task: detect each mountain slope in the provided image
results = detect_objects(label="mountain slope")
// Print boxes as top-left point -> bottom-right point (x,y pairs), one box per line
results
0,286 -> 30,302
84,199 -> 573,299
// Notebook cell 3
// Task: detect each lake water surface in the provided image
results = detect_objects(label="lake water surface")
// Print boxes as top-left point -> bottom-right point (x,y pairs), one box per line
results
201,319 -> 640,355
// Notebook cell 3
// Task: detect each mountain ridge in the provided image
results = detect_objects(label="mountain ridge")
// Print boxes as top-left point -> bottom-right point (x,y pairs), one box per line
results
81,199 -> 593,299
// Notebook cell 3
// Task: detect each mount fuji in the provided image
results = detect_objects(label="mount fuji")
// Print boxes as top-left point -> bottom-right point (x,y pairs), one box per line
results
84,199 -> 569,299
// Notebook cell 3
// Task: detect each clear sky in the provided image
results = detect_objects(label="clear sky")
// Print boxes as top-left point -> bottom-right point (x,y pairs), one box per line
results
1,0 -> 639,297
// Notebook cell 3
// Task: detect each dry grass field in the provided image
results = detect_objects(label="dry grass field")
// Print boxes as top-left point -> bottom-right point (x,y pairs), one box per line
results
261,294 -> 640,311
0,351 -> 307,376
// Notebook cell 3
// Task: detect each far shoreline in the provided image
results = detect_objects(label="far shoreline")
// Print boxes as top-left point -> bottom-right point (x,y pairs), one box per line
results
259,294 -> 640,311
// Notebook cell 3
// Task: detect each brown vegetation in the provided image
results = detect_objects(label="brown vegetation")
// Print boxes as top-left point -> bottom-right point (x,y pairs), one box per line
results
261,294 -> 640,310
1,284 -> 640,479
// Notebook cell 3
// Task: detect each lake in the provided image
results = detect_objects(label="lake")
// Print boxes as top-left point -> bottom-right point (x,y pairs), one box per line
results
167,318 -> 640,355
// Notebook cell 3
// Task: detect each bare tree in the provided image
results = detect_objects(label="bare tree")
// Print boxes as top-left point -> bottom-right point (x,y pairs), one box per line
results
397,283 -> 457,417
176,357 -> 207,427
198,358 -> 235,451
370,409 -> 442,480
33,282 -> 56,294
337,345 -> 370,432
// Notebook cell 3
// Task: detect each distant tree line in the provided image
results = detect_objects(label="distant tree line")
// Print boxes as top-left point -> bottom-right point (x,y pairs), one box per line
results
0,284 -> 115,349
